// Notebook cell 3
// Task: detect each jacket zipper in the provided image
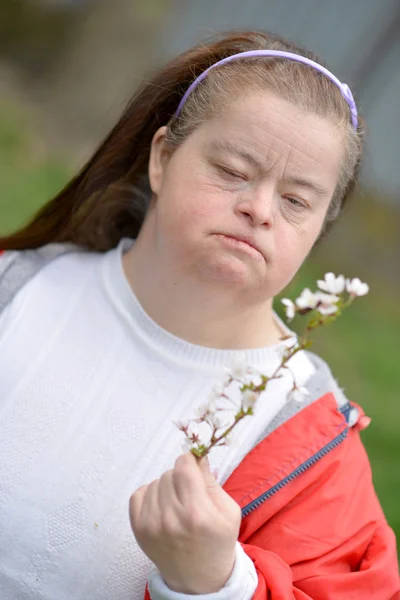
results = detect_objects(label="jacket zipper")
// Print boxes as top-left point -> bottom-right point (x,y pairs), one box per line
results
241,427 -> 349,517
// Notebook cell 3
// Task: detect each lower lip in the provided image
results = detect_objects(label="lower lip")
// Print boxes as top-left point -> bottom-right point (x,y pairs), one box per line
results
215,234 -> 264,260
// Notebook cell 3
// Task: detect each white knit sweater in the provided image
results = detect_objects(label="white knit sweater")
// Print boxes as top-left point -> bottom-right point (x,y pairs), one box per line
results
0,239 -> 315,600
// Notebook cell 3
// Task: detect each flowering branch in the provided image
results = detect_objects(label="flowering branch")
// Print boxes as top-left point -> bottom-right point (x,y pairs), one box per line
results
175,274 -> 369,459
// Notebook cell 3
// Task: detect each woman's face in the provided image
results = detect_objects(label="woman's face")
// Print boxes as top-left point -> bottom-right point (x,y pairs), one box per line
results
147,90 -> 345,300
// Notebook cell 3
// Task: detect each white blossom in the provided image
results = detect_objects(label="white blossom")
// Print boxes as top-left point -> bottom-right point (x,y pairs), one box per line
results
196,398 -> 234,430
207,388 -> 219,403
224,431 -> 238,447
181,437 -> 194,453
174,419 -> 189,433
317,303 -> 339,316
285,338 -> 300,352
208,412 -> 231,430
196,402 -> 209,419
346,277 -> 369,297
227,353 -> 247,379
281,298 -> 296,320
242,389 -> 258,411
197,398 -> 218,419
187,421 -> 200,438
208,380 -> 228,402
295,288 -> 319,310
212,381 -> 226,396
278,338 -> 300,362
316,292 -> 339,303
180,421 -> 206,452
315,291 -> 339,316
288,385 -> 310,403
317,273 -> 346,294
225,352 -> 256,380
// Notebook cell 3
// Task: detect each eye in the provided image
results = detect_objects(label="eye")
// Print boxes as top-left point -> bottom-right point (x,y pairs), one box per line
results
217,165 -> 247,181
283,195 -> 308,209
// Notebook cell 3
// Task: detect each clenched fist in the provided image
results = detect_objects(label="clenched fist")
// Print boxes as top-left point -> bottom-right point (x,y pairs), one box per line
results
129,452 -> 242,594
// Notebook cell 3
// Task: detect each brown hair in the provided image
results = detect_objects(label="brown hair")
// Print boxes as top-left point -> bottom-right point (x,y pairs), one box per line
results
0,30 -> 364,252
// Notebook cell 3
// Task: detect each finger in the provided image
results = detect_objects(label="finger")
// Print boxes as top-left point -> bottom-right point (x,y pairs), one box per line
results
140,479 -> 161,527
158,469 -> 181,508
157,470 -> 184,535
198,455 -> 220,488
173,453 -> 209,505
129,484 -> 148,533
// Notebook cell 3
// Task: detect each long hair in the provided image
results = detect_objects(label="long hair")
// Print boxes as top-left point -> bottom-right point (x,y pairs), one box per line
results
0,30 -> 363,251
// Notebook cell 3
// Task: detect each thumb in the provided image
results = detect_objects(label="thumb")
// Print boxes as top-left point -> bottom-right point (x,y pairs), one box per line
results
198,455 -> 219,488
198,456 -> 241,524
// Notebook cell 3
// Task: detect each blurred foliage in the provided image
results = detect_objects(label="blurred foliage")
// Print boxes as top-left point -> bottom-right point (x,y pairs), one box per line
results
0,102 -> 398,547
0,102 -> 69,233
0,0 -> 82,78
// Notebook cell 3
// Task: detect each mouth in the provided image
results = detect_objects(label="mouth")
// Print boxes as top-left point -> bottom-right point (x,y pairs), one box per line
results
214,233 -> 265,261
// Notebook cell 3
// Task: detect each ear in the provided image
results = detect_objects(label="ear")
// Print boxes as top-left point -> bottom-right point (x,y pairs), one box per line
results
148,126 -> 171,195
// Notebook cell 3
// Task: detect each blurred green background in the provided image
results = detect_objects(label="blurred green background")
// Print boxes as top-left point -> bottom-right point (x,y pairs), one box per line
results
0,0 -> 399,547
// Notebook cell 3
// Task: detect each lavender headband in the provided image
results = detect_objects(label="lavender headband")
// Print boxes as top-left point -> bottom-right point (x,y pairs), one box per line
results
173,50 -> 358,129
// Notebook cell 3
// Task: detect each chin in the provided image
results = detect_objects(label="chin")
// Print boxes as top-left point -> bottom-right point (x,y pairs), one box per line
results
195,254 -> 262,288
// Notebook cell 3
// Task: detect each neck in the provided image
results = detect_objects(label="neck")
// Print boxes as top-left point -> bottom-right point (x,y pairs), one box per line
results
122,236 -> 285,351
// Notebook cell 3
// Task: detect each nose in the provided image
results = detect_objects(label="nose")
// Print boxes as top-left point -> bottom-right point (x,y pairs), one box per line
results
234,183 -> 275,228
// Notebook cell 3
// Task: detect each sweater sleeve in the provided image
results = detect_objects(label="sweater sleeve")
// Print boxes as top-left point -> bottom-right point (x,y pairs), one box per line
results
147,542 -> 258,600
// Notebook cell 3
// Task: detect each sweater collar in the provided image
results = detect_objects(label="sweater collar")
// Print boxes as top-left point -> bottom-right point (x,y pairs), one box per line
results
100,238 -> 301,373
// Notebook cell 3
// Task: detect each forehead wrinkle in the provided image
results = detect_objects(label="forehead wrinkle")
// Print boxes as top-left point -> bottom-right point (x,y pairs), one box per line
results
279,143 -> 293,179
231,106 -> 335,162
270,147 -> 332,197
213,134 -> 326,189
207,139 -> 262,169
206,106 -> 339,192
245,127 -> 325,185
207,135 -> 329,194
261,121 -> 330,164
208,134 -> 294,175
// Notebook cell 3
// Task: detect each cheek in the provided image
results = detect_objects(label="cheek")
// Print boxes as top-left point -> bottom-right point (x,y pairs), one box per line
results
274,218 -> 323,278
162,170 -> 229,232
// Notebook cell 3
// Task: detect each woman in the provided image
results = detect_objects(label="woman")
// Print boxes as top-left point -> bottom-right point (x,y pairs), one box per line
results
0,30 -> 398,600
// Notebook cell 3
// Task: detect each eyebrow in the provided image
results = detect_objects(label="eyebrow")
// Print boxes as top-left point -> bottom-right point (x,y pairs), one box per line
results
208,139 -> 331,197
282,176 -> 331,197
208,140 -> 262,170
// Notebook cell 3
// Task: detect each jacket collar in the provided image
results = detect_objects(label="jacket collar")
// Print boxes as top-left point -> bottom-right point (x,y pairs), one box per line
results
223,393 -> 348,521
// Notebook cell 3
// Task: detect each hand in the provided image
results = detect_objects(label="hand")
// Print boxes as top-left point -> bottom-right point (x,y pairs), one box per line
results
129,452 -> 242,594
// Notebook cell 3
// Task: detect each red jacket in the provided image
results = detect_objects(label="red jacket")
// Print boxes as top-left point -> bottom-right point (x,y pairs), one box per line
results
145,393 -> 399,599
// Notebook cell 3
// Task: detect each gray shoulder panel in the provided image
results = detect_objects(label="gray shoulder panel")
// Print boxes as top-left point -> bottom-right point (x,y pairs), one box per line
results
0,244 -> 76,314
305,351 -> 349,408
252,351 -> 349,446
